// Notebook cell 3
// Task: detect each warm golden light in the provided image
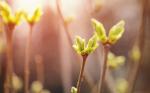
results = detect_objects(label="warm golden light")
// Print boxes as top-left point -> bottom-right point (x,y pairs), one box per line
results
13,0 -> 44,15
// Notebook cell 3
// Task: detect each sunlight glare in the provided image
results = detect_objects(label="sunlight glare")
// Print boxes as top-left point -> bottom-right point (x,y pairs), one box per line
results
13,0 -> 44,15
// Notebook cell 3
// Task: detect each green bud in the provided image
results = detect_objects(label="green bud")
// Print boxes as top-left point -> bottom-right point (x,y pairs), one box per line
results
115,56 -> 126,65
107,52 -> 125,69
73,35 -> 98,56
130,45 -> 141,62
108,52 -> 115,60
23,7 -> 42,24
0,1 -> 11,16
71,87 -> 77,93
85,34 -> 99,54
91,18 -> 107,44
0,1 -> 11,23
76,36 -> 85,51
14,11 -> 24,25
0,1 -> 24,25
31,81 -> 43,93
108,20 -> 125,44
73,36 -> 85,55
31,7 -> 42,23
108,52 -> 117,68
116,79 -> 128,93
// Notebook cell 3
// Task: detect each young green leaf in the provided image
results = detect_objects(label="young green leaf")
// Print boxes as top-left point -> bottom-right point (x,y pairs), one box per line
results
23,7 -> 42,25
72,36 -> 85,55
85,34 -> 99,54
0,1 -> 24,25
108,20 -> 125,44
15,11 -> 24,25
31,7 -> 42,23
91,18 -> 107,44
107,52 -> 125,69
0,1 -> 11,16
73,35 -> 98,56
76,36 -> 85,52
71,87 -> 77,93
0,1 -> 11,23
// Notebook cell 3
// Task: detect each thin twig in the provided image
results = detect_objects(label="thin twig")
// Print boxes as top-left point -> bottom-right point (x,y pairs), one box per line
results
56,1 -> 73,93
4,24 -> 14,93
56,0 -> 95,89
127,0 -> 147,93
35,55 -> 44,84
24,25 -> 33,93
98,44 -> 110,93
76,55 -> 88,93
105,70 -> 117,93
56,0 -> 72,45
91,49 -> 116,93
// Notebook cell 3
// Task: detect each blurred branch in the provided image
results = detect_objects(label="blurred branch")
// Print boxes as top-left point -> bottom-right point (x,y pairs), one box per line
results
24,25 -> 33,93
35,55 -> 44,84
56,0 -> 72,45
56,0 -> 95,90
4,24 -> 15,93
56,1 -> 73,93
127,0 -> 148,93
98,45 -> 110,93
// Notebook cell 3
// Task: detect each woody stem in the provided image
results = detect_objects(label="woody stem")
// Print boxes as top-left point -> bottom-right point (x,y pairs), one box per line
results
76,54 -> 88,93
98,44 -> 110,93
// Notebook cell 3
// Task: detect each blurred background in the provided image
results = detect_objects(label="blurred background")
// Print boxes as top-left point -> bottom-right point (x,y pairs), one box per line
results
0,0 -> 150,93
